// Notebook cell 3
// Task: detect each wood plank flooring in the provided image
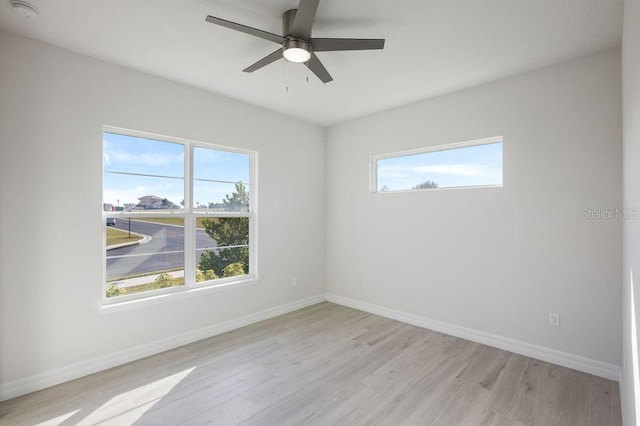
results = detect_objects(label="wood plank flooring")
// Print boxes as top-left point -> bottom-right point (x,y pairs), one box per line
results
0,302 -> 622,425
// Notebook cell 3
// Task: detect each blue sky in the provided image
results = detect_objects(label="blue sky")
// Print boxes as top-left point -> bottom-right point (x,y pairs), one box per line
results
377,142 -> 503,191
103,132 -> 249,208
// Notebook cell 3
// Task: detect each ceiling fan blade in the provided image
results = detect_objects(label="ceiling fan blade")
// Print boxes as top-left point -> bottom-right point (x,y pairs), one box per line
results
205,15 -> 286,44
243,49 -> 283,73
306,53 -> 333,83
290,0 -> 319,38
311,38 -> 385,52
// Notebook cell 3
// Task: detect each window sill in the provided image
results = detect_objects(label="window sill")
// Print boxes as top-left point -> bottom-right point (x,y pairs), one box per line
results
98,276 -> 260,314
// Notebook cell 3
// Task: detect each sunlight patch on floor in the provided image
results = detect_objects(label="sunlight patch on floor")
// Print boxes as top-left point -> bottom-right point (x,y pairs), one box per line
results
66,367 -> 195,425
35,409 -> 80,425
127,367 -> 195,415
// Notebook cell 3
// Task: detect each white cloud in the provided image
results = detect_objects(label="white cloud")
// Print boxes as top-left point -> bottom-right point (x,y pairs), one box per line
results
194,147 -> 228,163
109,151 -> 183,168
377,169 -> 409,179
103,139 -> 111,166
380,163 -> 501,179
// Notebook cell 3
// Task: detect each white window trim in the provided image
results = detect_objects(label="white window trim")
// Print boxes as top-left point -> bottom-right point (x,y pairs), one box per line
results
370,136 -> 503,193
101,125 -> 258,307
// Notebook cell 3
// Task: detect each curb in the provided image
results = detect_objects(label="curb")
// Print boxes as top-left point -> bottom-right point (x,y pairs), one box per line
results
106,234 -> 152,251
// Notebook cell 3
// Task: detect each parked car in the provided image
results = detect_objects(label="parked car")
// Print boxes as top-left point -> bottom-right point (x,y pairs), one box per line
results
106,217 -> 116,226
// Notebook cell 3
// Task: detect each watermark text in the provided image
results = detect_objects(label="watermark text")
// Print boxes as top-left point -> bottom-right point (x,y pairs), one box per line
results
580,208 -> 639,220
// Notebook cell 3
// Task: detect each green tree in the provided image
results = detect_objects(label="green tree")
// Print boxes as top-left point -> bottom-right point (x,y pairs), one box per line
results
413,180 -> 439,190
223,182 -> 249,212
199,182 -> 250,277
196,269 -> 219,282
155,272 -> 179,288
223,262 -> 245,277
106,284 -> 127,298
198,217 -> 249,276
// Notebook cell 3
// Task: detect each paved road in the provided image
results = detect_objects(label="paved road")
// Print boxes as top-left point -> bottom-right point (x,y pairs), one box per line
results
107,219 -> 219,280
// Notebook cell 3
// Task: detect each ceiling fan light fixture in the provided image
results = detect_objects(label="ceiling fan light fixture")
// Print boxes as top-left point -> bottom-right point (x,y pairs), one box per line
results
282,40 -> 311,63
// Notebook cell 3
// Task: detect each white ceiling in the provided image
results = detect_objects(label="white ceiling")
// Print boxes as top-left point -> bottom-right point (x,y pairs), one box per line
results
0,0 -> 623,126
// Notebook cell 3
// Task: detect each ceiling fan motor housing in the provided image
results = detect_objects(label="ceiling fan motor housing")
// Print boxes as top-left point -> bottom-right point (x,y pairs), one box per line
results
281,9 -> 312,63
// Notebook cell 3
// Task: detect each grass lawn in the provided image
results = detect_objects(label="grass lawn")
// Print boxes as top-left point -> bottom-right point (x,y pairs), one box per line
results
135,217 -> 184,226
122,279 -> 186,295
134,217 -> 216,228
106,227 -> 143,246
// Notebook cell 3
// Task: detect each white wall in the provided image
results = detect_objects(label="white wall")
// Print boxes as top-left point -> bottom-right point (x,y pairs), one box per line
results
0,27 -> 625,405
622,2 -> 640,424
0,31 -> 325,395
326,49 -> 622,367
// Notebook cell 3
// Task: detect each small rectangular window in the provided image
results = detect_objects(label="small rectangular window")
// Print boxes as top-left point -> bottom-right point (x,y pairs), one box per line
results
373,137 -> 503,192
103,128 -> 256,303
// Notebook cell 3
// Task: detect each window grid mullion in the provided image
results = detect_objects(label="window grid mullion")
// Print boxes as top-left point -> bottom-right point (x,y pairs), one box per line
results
249,153 -> 257,277
105,170 -> 183,180
184,142 -> 195,287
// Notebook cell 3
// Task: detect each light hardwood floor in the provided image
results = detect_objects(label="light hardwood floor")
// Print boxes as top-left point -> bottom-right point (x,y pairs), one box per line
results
0,302 -> 622,425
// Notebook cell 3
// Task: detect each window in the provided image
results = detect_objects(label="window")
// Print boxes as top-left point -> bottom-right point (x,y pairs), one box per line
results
103,128 -> 256,303
372,137 -> 503,192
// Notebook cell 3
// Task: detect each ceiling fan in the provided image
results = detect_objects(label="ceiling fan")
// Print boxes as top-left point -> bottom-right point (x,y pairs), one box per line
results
205,0 -> 385,83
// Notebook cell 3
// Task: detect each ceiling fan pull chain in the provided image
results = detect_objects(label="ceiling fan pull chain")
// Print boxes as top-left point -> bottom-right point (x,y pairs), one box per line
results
306,62 -> 309,83
286,61 -> 289,92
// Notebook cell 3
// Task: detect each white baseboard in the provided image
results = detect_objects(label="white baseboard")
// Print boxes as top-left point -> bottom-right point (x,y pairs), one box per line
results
0,294 -> 325,402
2,293 -> 621,402
326,293 -> 621,382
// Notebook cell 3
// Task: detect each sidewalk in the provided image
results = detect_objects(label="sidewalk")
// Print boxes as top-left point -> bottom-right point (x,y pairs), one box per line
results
111,270 -> 184,288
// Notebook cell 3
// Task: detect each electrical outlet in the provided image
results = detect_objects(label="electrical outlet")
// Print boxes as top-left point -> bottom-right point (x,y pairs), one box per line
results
291,276 -> 297,287
362,277 -> 368,287
549,313 -> 560,327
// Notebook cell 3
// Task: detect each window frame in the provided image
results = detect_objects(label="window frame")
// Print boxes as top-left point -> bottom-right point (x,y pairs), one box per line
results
370,136 -> 503,193
101,126 -> 258,306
